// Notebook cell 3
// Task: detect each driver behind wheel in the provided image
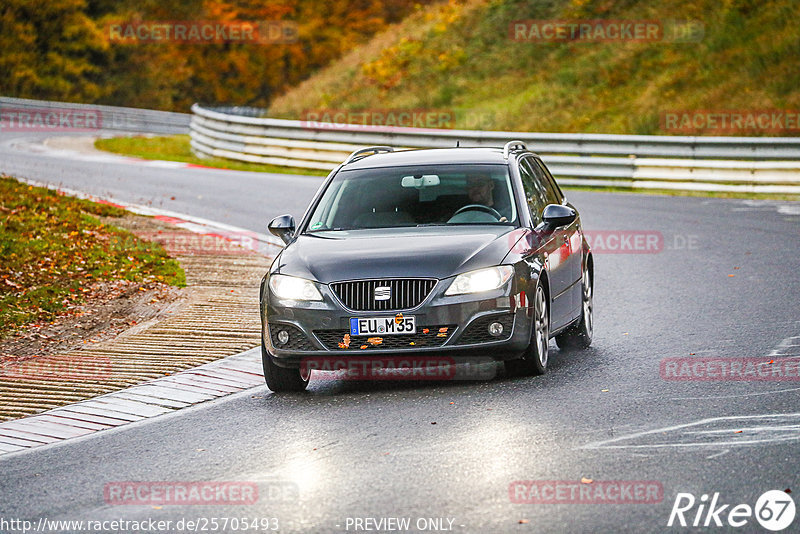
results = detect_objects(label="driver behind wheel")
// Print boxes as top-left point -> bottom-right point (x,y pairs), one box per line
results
464,174 -> 509,222
467,174 -> 495,205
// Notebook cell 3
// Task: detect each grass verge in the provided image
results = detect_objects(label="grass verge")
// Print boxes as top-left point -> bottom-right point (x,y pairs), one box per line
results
0,175 -> 186,340
95,135 -> 329,176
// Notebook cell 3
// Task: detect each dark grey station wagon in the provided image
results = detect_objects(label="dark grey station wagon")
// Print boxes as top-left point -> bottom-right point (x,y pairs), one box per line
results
260,141 -> 593,391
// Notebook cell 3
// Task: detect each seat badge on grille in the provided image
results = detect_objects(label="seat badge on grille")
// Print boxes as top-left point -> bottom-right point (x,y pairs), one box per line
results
374,286 -> 391,301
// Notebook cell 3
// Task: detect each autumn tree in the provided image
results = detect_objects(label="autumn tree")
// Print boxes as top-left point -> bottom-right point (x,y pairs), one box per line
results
0,0 -> 109,102
1,0 -> 420,110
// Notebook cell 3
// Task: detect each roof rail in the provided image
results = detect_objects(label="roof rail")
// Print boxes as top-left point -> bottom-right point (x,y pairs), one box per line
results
343,146 -> 394,165
502,140 -> 527,160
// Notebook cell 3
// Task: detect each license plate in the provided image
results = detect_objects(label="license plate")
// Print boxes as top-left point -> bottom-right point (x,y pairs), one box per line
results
350,315 -> 416,335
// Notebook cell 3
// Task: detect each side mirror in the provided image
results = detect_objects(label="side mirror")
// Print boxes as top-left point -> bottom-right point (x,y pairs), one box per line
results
268,214 -> 295,244
542,204 -> 576,228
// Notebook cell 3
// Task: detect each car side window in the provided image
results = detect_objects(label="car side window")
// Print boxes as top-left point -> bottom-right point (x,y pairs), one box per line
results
519,159 -> 546,225
522,158 -> 553,209
533,158 -> 564,204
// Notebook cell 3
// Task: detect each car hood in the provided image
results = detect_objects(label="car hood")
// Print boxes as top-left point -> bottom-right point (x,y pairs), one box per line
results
274,226 -> 519,283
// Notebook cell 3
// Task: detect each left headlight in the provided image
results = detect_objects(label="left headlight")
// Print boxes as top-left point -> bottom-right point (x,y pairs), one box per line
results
445,265 -> 514,296
269,274 -> 323,301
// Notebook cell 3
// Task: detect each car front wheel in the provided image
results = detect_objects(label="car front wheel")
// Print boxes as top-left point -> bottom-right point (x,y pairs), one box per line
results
261,339 -> 309,392
505,283 -> 549,377
555,266 -> 593,350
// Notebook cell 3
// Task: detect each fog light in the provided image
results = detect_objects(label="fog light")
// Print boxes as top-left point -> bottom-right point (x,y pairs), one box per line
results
488,322 -> 504,337
277,330 -> 290,345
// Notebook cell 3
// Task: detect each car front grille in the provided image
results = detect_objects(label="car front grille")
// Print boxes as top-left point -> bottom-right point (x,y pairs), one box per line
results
314,326 -> 456,350
454,314 -> 514,345
330,278 -> 437,311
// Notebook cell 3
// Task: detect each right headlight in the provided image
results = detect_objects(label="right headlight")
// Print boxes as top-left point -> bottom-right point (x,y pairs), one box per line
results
268,274 -> 323,301
444,265 -> 514,296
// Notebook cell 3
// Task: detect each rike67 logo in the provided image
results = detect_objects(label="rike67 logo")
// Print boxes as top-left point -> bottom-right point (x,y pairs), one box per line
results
668,490 -> 795,531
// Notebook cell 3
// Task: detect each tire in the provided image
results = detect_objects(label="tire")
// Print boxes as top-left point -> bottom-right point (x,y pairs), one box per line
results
555,265 -> 593,350
261,339 -> 309,392
505,283 -> 549,377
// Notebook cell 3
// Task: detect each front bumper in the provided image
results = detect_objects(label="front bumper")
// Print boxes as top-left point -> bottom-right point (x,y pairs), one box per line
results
262,277 -> 534,368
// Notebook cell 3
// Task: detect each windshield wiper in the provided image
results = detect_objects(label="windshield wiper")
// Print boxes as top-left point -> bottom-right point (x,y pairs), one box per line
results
308,226 -> 354,232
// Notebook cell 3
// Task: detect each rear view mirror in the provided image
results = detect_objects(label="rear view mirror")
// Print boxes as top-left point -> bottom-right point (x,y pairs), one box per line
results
542,204 -> 576,228
401,174 -> 440,188
268,214 -> 295,244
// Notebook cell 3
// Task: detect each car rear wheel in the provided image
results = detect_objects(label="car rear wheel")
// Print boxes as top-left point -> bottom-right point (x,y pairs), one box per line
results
555,266 -> 593,350
261,339 -> 309,392
505,283 -> 549,377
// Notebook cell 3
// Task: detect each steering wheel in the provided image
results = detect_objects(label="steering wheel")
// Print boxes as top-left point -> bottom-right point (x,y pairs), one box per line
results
452,204 -> 503,221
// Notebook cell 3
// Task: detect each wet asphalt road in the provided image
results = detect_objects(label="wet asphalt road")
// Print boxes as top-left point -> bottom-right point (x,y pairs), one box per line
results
1,131 -> 799,533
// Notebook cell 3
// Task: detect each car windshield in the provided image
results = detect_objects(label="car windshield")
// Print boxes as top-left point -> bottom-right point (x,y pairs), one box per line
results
305,164 -> 517,232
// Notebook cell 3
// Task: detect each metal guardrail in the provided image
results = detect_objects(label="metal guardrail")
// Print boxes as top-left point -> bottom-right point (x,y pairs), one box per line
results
1,96 -> 190,135
190,104 -> 800,193
4,97 -> 795,193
